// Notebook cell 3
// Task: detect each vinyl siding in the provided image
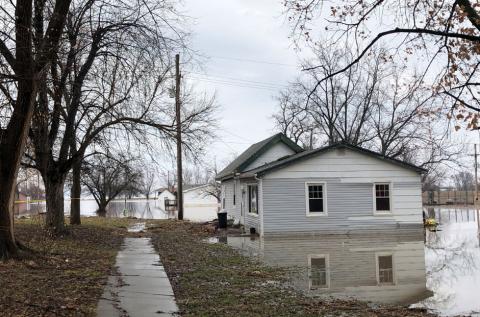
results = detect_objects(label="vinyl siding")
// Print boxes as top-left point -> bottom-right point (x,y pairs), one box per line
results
222,180 -> 234,215
222,178 -> 261,231
244,142 -> 296,170
261,148 -> 423,235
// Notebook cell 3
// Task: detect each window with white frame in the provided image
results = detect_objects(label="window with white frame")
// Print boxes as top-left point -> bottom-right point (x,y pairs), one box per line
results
308,255 -> 329,289
306,184 -> 325,214
248,184 -> 258,214
377,254 -> 394,285
375,183 -> 391,212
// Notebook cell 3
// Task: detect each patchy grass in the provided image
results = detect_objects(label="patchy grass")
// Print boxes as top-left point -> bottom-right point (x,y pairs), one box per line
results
149,220 -> 434,317
0,216 -> 135,317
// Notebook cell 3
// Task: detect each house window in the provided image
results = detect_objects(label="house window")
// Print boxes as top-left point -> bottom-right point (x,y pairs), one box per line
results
308,255 -> 329,289
306,183 -> 326,214
377,254 -> 394,285
248,185 -> 258,214
375,183 -> 391,212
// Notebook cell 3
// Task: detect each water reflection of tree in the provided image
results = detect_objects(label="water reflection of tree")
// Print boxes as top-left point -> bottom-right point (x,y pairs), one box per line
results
139,202 -> 153,219
421,229 -> 479,312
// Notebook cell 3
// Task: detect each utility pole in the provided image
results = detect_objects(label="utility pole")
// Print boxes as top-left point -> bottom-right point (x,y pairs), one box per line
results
175,54 -> 184,220
475,144 -> 478,204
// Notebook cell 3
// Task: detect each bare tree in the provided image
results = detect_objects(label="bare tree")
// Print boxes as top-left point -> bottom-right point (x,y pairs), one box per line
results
284,0 -> 480,126
272,86 -> 317,148
273,46 -> 463,180
454,171 -> 475,203
82,154 -> 141,216
201,161 -> 221,205
22,0 -> 217,233
0,0 -> 72,258
139,171 -> 156,200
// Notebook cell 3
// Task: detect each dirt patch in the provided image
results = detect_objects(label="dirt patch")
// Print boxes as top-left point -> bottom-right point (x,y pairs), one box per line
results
149,220 -> 435,317
0,217 -> 134,317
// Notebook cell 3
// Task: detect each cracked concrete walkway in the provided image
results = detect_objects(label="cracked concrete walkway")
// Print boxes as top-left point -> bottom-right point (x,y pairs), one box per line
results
97,224 -> 178,316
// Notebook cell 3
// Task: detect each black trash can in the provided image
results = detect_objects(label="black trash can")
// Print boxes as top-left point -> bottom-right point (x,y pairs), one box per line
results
218,211 -> 227,229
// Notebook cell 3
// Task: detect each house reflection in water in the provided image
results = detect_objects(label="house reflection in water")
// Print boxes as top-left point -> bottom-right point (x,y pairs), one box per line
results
227,232 -> 431,305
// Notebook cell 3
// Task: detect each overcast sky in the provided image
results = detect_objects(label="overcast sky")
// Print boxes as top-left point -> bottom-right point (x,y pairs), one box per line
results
177,0 -> 479,176
181,0 -> 302,165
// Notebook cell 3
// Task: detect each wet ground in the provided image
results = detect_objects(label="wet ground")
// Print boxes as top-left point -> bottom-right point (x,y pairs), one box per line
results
14,199 -> 218,222
97,223 -> 178,317
223,207 -> 480,317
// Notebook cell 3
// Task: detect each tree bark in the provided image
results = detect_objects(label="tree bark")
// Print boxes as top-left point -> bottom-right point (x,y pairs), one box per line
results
0,183 -> 18,259
0,74 -> 36,259
97,203 -> 107,217
44,175 -> 66,234
70,160 -> 81,225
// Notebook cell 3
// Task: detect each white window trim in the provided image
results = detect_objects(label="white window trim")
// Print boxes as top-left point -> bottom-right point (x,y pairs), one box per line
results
375,252 -> 396,285
308,254 -> 330,290
373,182 -> 393,215
305,182 -> 328,217
247,183 -> 259,217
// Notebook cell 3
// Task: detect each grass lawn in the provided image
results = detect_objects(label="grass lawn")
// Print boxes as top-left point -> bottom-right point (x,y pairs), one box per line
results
0,217 -> 134,317
149,220 -> 434,317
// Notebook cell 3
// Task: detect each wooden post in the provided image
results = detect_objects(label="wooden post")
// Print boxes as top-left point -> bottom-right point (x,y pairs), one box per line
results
175,54 -> 184,220
475,144 -> 478,203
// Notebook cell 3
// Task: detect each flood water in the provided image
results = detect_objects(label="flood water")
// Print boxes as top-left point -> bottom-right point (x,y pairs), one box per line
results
225,207 -> 480,317
14,199 -> 218,222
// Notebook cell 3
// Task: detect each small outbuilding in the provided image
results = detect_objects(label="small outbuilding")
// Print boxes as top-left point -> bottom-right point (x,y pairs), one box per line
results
156,188 -> 176,209
216,133 -> 426,236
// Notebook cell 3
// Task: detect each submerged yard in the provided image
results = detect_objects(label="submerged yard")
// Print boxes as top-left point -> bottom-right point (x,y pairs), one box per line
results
1,209 -> 477,316
148,221 -> 433,317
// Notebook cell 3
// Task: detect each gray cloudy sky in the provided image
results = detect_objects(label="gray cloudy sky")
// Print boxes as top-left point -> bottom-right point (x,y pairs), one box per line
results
179,0 -> 478,173
182,0 -> 301,165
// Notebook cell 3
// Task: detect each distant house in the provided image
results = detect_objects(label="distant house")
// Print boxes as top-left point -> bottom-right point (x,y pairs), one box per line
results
156,188 -> 176,207
216,133 -> 426,236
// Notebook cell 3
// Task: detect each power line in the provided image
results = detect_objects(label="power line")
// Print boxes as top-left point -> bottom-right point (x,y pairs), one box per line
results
189,76 -> 282,91
208,55 -> 299,68
187,71 -> 290,89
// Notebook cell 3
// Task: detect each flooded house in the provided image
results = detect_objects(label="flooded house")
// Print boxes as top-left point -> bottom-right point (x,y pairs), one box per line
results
226,233 -> 430,305
216,133 -> 426,236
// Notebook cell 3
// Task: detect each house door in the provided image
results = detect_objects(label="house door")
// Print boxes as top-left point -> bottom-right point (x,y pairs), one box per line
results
241,188 -> 246,225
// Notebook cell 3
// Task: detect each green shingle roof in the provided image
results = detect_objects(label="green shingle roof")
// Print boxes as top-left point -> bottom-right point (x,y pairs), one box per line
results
216,133 -> 304,180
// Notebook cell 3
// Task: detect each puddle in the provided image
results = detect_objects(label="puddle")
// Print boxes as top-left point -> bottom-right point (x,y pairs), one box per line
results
202,236 -> 228,244
225,207 -> 480,316
128,223 -> 146,233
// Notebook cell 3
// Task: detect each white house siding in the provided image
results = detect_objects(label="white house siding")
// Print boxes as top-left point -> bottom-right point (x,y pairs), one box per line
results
244,142 -> 296,170
157,190 -> 175,210
261,148 -> 423,235
223,178 -> 262,231
222,179 -> 235,215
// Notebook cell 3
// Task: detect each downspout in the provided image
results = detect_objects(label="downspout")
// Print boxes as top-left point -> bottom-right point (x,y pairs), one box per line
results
254,173 -> 264,237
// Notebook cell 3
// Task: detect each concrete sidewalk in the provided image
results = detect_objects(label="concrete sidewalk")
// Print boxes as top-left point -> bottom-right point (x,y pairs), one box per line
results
97,233 -> 178,316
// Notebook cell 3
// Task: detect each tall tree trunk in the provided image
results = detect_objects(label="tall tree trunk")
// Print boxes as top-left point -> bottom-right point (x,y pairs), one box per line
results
45,175 -> 66,234
70,160 -> 81,225
97,201 -> 108,217
0,77 -> 37,258
0,183 -> 18,259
